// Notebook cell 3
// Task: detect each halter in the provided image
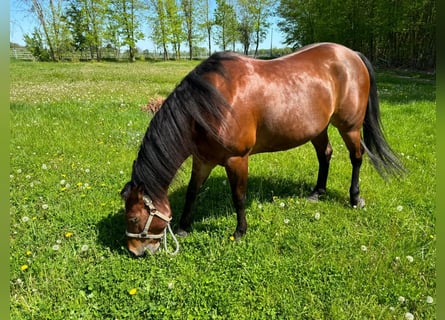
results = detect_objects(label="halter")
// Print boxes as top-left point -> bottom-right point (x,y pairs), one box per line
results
126,195 -> 179,255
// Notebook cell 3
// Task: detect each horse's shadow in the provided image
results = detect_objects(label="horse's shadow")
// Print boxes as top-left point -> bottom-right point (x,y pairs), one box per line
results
96,175 -> 346,252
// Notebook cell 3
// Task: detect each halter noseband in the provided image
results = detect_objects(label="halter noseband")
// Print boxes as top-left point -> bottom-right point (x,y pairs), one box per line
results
125,195 -> 179,255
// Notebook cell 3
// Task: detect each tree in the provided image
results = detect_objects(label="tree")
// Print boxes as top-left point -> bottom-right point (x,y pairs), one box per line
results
213,0 -> 238,51
65,0 -> 109,60
109,0 -> 145,62
181,0 -> 205,60
238,0 -> 274,57
26,0 -> 72,61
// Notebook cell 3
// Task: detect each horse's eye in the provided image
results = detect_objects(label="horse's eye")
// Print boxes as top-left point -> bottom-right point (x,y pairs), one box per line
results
128,217 -> 139,224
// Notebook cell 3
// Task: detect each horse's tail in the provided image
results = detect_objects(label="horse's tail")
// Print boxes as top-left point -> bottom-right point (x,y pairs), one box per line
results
357,52 -> 405,179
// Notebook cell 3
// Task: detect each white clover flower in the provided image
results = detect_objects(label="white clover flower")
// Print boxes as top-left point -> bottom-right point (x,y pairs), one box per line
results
426,296 -> 433,304
60,179 -> 66,185
25,175 -> 31,179
398,296 -> 405,303
85,168 -> 90,173
41,164 -> 48,170
21,216 -> 30,223
17,169 -> 22,174
119,170 -> 124,175
56,239 -> 62,244
404,312 -> 414,320
257,204 -> 263,209
81,244 -> 89,252
52,244 -> 60,251
279,202 -> 285,208
42,204 -> 49,210
406,255 -> 414,263
283,218 -> 290,224
314,212 -> 321,220
360,245 -> 367,252
397,205 -> 404,212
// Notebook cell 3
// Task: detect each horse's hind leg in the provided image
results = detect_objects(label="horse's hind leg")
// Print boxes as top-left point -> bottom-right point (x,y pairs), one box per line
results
308,128 -> 333,201
339,129 -> 365,208
177,156 -> 215,236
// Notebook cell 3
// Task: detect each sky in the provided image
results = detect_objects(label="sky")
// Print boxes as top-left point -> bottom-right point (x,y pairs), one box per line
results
9,0 -> 285,52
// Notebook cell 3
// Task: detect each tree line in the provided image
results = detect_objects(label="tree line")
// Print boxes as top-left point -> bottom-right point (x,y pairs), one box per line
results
19,0 -> 435,69
277,0 -> 436,70
20,0 -> 275,62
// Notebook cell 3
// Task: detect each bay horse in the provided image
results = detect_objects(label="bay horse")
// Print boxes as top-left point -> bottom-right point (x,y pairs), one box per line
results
121,42 -> 404,256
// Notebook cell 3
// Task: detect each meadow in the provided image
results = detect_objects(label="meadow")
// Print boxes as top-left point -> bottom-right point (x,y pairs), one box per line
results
10,59 -> 435,319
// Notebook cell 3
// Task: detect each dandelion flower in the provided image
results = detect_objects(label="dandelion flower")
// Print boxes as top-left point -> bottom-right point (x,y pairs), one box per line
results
65,232 -> 73,238
284,218 -> 290,224
229,236 -> 235,241
397,205 -> 404,212
42,204 -> 49,210
279,202 -> 285,208
128,288 -> 137,295
81,244 -> 89,252
398,296 -> 406,303
20,264 -> 29,271
60,179 -> 66,185
404,312 -> 414,320
52,244 -> 60,251
26,250 -> 32,256
41,164 -> 48,170
360,245 -> 367,252
21,216 -> 30,223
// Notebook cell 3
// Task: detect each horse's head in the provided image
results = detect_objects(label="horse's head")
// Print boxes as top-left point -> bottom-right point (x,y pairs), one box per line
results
120,182 -> 172,257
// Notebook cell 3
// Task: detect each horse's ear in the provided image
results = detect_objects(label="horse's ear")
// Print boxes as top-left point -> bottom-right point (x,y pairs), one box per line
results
120,181 -> 133,200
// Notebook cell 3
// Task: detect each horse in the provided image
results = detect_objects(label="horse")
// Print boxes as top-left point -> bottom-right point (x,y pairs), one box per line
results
121,42 -> 404,256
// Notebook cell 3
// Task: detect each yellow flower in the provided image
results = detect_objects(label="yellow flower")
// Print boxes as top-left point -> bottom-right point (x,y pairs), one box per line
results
77,182 -> 83,187
26,250 -> 32,256
20,264 -> 29,271
65,232 -> 73,238
229,236 -> 235,241
128,288 -> 137,295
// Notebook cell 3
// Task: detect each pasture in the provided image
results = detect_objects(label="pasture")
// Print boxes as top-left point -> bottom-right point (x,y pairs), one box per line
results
10,59 -> 435,319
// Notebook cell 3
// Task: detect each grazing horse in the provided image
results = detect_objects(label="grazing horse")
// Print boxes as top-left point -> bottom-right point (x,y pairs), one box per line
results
121,42 -> 404,256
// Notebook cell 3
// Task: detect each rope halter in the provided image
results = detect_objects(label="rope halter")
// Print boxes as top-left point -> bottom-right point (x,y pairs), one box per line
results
125,195 -> 179,255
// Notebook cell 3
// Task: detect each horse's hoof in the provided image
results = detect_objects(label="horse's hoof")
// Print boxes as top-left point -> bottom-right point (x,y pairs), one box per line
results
176,228 -> 189,237
307,193 -> 319,202
232,230 -> 245,240
352,197 -> 366,209
308,189 -> 325,202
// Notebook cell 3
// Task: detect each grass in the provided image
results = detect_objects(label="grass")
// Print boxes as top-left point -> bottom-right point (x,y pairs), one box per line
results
10,60 -> 435,319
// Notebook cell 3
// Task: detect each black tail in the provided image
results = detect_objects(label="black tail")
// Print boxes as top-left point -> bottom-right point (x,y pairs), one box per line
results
357,52 -> 405,179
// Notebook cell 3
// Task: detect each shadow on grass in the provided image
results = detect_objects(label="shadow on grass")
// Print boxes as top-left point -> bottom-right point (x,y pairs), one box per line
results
96,175 -> 348,253
96,208 -> 129,255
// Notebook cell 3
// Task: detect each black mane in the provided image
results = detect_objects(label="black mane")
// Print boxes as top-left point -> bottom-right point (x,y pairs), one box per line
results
124,52 -> 240,200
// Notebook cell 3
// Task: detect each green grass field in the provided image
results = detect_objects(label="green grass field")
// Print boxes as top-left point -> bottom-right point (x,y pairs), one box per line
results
10,60 -> 435,319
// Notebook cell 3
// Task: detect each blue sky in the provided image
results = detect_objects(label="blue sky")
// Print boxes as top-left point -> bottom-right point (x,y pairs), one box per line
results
10,0 -> 285,51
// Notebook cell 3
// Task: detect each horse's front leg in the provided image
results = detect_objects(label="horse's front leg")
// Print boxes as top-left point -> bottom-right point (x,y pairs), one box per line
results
225,156 -> 249,239
177,157 -> 215,237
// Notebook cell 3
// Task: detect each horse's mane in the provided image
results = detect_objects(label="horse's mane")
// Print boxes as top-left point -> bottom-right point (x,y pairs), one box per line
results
128,52 -> 239,200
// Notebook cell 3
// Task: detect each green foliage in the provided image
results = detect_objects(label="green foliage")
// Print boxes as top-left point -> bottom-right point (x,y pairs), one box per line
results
10,60 -> 435,319
24,29 -> 51,62
277,0 -> 436,69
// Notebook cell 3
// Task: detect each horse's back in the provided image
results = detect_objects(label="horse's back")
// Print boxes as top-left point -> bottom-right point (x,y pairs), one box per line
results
197,43 -> 370,160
